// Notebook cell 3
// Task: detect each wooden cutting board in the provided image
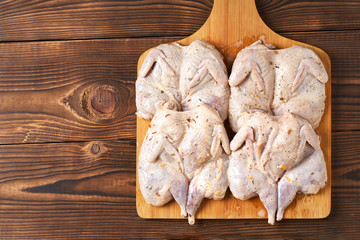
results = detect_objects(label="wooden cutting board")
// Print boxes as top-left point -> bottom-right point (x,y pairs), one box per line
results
136,0 -> 331,220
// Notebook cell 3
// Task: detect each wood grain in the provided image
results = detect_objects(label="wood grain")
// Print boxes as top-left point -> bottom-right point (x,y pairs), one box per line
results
256,0 -> 360,33
0,140 -> 136,200
332,84 -> 360,131
0,131 -> 357,239
0,38 -> 177,144
0,30 -> 358,144
281,30 -> 360,82
0,140 -> 136,239
0,0 -> 213,42
137,0 -> 331,220
0,0 -> 359,42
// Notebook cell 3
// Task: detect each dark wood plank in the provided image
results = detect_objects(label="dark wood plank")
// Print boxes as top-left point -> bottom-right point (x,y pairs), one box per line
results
0,139 -> 136,239
0,29 -> 358,144
332,131 -> 360,189
333,84 -> 360,131
0,37 -> 178,144
282,30 -> 360,83
256,0 -> 360,33
0,140 -> 136,198
1,29 -> 360,144
0,195 -> 357,240
0,131 -> 357,239
0,0 -> 213,42
0,0 -> 359,42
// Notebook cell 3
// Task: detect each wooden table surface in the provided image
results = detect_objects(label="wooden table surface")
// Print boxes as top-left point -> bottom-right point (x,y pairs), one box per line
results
0,0 -> 358,239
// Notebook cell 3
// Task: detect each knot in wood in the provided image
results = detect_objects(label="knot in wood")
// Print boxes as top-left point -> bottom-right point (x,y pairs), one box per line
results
80,84 -> 122,121
91,89 -> 116,114
90,142 -> 101,155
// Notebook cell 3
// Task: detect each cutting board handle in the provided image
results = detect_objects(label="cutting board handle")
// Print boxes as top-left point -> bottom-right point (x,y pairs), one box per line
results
180,0 -> 277,48
179,0 -> 330,69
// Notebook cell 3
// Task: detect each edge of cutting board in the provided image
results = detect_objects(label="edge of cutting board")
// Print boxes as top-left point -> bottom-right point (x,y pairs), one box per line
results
136,0 -> 331,220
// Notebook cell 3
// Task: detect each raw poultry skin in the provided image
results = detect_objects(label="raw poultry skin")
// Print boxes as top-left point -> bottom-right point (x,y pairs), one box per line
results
277,149 -> 327,221
229,41 -> 275,131
138,107 -> 188,216
228,41 -> 328,224
137,40 -> 230,224
180,40 -> 229,120
136,40 -> 229,121
228,147 -> 327,225
187,154 -> 229,224
229,41 -> 327,129
230,111 -> 320,182
272,45 -> 328,129
139,104 -> 230,224
228,148 -> 278,225
178,104 -> 230,180
136,43 -> 183,119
